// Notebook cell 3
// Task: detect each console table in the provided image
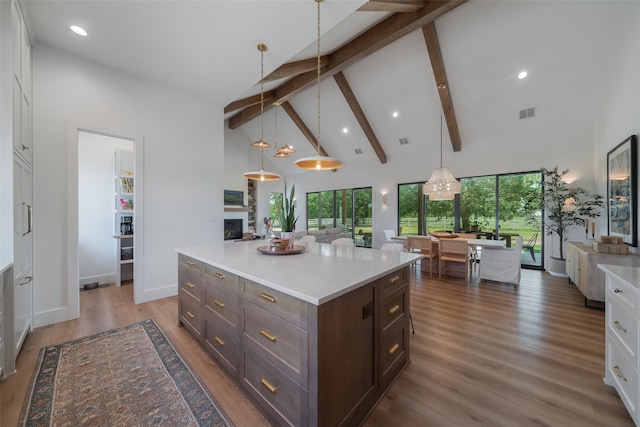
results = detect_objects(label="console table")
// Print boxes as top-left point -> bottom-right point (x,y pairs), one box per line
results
176,241 -> 420,426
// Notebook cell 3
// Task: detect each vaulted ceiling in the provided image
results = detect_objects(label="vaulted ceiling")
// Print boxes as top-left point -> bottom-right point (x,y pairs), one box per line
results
23,1 -> 638,178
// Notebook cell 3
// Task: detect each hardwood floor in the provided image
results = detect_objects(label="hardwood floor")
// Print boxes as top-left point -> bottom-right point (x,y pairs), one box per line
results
1,270 -> 634,426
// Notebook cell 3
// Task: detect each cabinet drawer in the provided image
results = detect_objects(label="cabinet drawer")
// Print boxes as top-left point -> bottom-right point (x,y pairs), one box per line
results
607,297 -> 639,364
380,285 -> 408,333
179,266 -> 203,302
204,264 -> 240,294
179,290 -> 203,339
608,275 -> 640,315
242,350 -> 307,427
244,301 -> 308,388
204,312 -> 240,376
607,339 -> 638,421
179,254 -> 203,273
242,279 -> 308,329
204,276 -> 240,330
380,321 -> 409,387
380,267 -> 408,297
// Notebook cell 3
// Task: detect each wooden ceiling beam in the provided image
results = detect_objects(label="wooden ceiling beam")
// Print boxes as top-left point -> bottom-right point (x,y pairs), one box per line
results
262,56 -> 330,83
229,0 -> 467,129
358,1 -> 427,13
223,90 -> 274,115
280,101 -> 329,158
422,21 -> 462,152
333,72 -> 387,164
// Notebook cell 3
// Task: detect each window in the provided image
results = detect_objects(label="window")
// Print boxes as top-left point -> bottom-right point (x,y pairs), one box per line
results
307,187 -> 372,247
269,192 -> 283,230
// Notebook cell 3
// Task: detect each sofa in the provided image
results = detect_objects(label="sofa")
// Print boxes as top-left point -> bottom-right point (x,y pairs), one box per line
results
296,227 -> 350,244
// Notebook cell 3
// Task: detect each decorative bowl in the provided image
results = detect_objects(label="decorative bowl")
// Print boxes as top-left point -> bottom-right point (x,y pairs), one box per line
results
274,238 -> 291,249
430,232 -> 459,239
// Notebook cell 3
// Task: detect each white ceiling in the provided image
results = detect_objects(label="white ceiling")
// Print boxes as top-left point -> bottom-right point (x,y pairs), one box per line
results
22,0 -> 639,177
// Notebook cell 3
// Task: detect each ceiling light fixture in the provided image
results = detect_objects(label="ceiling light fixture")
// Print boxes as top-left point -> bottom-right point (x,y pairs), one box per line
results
392,111 -> 399,118
243,43 -> 280,182
423,112 -> 461,200
70,25 -> 87,36
251,43 -> 271,149
295,0 -> 343,171
518,71 -> 528,79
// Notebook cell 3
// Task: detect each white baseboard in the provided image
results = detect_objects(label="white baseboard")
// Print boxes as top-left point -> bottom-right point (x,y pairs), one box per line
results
34,306 -> 72,328
79,273 -> 115,287
139,283 -> 177,303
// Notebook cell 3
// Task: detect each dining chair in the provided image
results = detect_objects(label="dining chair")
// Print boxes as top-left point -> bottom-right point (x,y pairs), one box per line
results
457,233 -> 480,272
380,242 -> 405,252
439,238 -> 472,283
479,236 -> 524,286
407,236 -> 438,278
382,229 -> 396,242
522,232 -> 538,261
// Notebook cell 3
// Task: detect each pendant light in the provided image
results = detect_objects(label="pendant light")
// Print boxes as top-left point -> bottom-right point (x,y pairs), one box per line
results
273,103 -> 296,158
423,112 -> 461,200
295,0 -> 343,171
243,44 -> 280,181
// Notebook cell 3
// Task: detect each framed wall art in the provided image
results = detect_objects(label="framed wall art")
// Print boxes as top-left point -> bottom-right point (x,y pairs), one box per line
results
607,134 -> 638,246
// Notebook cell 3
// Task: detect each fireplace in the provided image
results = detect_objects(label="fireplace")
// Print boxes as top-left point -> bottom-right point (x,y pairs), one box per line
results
224,219 -> 243,240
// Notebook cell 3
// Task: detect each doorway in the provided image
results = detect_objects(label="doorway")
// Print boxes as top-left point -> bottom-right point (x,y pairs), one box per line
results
66,123 -> 144,319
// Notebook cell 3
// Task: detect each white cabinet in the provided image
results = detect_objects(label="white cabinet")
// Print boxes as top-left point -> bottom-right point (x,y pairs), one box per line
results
113,149 -> 134,286
11,0 -> 31,165
600,264 -> 640,426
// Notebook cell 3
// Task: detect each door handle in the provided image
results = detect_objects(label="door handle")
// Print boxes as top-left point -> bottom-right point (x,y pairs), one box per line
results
22,203 -> 32,236
19,276 -> 33,286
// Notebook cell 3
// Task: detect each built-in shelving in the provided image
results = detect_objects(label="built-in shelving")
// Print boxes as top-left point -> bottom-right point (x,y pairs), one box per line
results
113,149 -> 134,286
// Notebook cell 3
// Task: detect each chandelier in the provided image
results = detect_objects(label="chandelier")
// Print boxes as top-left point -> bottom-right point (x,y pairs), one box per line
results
423,112 -> 460,200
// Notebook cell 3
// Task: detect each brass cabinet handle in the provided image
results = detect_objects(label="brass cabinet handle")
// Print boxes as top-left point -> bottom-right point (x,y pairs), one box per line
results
389,275 -> 400,284
186,311 -> 195,319
215,272 -> 224,280
389,343 -> 400,355
614,288 -> 623,294
260,292 -> 277,303
260,378 -> 277,394
186,282 -> 195,288
260,329 -> 277,342
185,260 -> 195,266
613,365 -> 628,382
214,336 -> 224,346
214,299 -> 225,308
613,321 -> 627,333
389,305 -> 400,315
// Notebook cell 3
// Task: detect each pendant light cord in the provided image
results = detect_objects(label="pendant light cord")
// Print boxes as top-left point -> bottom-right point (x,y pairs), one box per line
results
440,112 -> 443,168
316,0 -> 321,156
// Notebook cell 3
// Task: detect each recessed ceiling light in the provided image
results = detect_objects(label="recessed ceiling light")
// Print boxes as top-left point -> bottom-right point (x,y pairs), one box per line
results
392,111 -> 399,118
70,25 -> 88,37
342,127 -> 348,134
518,71 -> 528,79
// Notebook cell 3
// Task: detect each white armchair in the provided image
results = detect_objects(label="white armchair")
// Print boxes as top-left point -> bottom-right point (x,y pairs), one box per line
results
478,236 -> 524,286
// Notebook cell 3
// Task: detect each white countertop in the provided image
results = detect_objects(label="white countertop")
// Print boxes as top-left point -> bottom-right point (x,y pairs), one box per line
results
177,240 -> 421,305
598,264 -> 640,290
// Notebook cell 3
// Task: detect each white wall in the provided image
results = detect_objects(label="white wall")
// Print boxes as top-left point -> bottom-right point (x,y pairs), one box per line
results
78,133 -> 132,285
33,44 -> 223,326
595,3 -> 640,254
223,126 -> 250,234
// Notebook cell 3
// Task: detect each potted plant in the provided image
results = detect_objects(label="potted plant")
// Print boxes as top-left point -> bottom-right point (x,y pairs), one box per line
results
279,181 -> 299,241
526,166 -> 604,277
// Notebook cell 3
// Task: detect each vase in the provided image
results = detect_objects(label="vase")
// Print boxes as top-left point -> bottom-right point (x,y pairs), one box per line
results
547,256 -> 568,278
281,231 -> 295,248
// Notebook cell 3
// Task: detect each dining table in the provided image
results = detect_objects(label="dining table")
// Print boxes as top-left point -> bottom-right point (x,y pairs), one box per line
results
476,232 -> 520,247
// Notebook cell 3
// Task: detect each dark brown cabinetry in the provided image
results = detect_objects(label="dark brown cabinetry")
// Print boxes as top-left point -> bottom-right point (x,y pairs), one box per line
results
178,253 -> 411,426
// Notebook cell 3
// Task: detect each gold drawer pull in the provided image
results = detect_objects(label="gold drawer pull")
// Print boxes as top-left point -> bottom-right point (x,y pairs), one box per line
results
185,260 -> 195,266
260,378 -> 277,394
215,272 -> 224,280
389,304 -> 400,315
260,329 -> 276,342
186,311 -> 195,319
613,365 -> 628,382
614,288 -> 623,293
389,343 -> 400,355
214,336 -> 224,346
260,292 -> 277,303
389,275 -> 400,284
186,282 -> 195,288
614,321 -> 627,333
214,299 -> 225,308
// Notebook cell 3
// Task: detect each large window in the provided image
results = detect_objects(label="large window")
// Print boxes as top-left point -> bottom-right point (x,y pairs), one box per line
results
269,192 -> 283,231
307,187 -> 373,247
398,171 -> 543,268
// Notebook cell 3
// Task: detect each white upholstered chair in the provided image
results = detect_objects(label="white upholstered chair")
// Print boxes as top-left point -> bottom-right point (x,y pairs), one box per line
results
298,235 -> 316,247
380,242 -> 405,252
331,237 -> 355,247
479,236 -> 524,286
382,229 -> 396,243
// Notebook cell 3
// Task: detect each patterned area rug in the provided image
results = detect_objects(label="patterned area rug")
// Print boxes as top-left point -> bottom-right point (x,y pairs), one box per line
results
20,319 -> 233,427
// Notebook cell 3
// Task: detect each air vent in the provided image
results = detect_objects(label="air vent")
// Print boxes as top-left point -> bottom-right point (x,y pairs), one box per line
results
519,107 -> 535,119
399,137 -> 409,145
354,148 -> 363,155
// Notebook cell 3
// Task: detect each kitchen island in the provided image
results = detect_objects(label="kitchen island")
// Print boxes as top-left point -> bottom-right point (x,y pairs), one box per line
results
176,240 -> 420,427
